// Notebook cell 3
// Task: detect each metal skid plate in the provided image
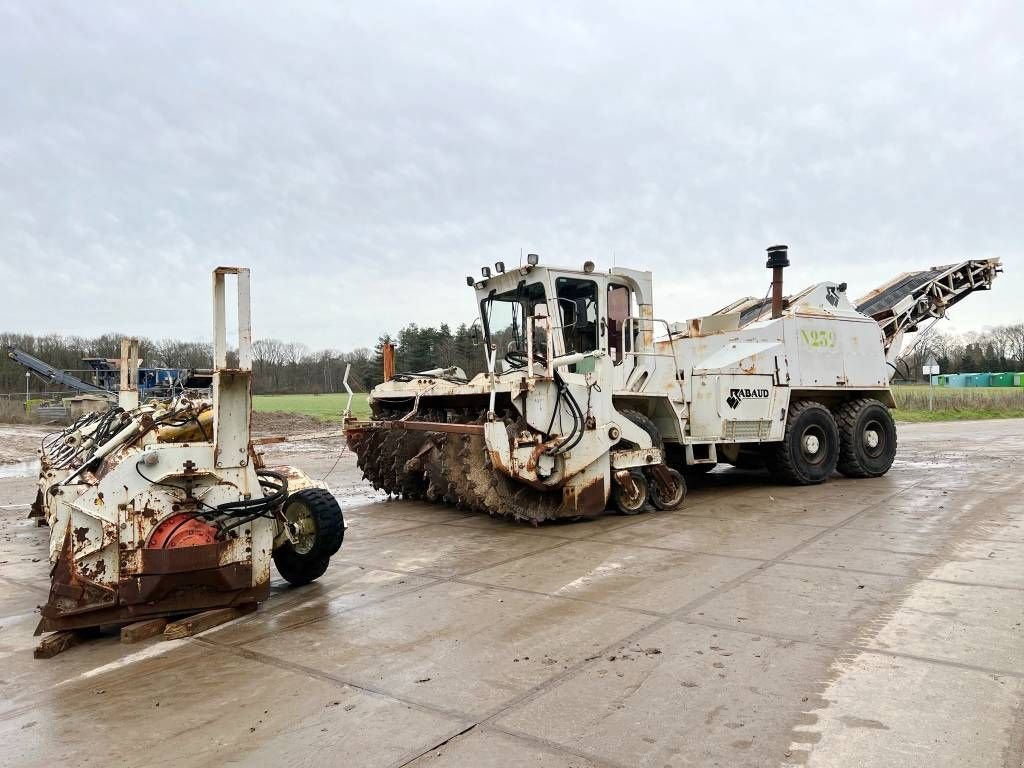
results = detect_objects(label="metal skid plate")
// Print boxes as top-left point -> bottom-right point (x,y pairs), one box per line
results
38,444 -> 273,632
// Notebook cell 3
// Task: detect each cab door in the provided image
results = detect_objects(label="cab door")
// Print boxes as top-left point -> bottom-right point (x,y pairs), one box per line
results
606,282 -> 637,390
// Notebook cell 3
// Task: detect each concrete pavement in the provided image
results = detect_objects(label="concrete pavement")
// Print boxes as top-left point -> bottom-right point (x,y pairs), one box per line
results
0,419 -> 1021,767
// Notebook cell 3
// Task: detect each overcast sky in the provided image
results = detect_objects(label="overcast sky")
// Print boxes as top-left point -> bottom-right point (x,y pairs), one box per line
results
0,2 -> 1020,352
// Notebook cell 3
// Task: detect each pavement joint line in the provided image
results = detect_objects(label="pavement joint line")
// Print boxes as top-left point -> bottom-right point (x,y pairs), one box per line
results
473,723 -> 633,768
838,525 -> 1024,545
436,519 -> 602,541
335,536 -> 576,582
10,477 -> 1020,672
754,558 -> 1024,592
473,479 -> 929,726
454,577 -> 667,618
389,724 -> 481,768
203,620 -> 636,768
344,518 -> 467,541
669,512 -> 833,529
2,427 -> 1020,758
665,478 -> 930,618
217,577 -> 449,648
195,637 -> 479,723
389,721 -> 634,768
222,539 -> 579,649
578,535 -> 802,561
671,615 -> 1024,679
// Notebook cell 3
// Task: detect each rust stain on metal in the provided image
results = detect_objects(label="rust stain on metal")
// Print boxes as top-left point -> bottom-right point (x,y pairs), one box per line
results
571,477 -> 606,517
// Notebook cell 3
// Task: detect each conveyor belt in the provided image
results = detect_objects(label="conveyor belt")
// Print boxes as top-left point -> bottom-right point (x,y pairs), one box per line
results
854,259 -> 1001,350
855,268 -> 945,318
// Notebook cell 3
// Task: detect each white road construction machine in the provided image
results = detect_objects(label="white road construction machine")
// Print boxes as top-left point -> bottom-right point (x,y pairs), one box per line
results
346,248 -> 1000,522
33,268 -> 344,634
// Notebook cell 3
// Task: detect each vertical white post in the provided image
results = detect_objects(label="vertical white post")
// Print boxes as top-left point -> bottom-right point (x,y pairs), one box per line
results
487,345 -> 497,418
119,338 -> 140,410
526,316 -> 534,387
236,268 -> 252,371
213,271 -> 227,369
342,363 -> 353,419
212,267 -> 253,469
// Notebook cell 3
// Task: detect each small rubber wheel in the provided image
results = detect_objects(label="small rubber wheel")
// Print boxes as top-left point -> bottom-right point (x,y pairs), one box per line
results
273,551 -> 330,586
765,400 -> 839,485
649,468 -> 686,510
835,398 -> 897,478
273,489 -> 344,586
613,470 -> 649,515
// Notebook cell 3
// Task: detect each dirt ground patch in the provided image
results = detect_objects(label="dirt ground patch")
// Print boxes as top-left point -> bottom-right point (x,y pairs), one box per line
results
251,410 -> 333,436
0,413 -> 338,466
0,425 -> 49,464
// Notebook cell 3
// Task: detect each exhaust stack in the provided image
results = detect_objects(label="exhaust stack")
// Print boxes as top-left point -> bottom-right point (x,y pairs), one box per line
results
382,341 -> 396,382
766,244 -> 790,319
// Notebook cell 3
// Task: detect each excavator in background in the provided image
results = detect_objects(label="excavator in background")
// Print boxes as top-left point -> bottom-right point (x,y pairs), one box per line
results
346,249 -> 1000,522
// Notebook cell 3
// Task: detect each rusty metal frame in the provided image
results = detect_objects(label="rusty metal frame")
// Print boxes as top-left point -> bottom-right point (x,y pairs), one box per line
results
346,419 -> 485,436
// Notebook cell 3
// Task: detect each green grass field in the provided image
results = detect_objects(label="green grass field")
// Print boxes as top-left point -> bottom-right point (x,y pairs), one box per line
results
252,392 -> 370,421
892,384 -> 1024,422
252,386 -> 1024,425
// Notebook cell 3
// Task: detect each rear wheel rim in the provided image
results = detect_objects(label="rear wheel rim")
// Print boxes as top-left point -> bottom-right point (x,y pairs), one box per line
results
653,472 -> 684,508
800,425 -> 827,466
616,474 -> 648,514
863,418 -> 885,458
284,500 -> 317,555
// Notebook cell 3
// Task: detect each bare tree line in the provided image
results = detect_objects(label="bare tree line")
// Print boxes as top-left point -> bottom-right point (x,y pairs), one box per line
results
901,324 -> 1024,380
0,332 -> 376,395
4,321 -> 1021,396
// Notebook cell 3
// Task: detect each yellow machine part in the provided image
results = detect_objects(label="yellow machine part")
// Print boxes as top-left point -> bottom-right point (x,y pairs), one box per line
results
157,407 -> 214,443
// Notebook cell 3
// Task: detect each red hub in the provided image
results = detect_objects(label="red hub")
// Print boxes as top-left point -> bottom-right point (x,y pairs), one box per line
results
148,513 -> 218,549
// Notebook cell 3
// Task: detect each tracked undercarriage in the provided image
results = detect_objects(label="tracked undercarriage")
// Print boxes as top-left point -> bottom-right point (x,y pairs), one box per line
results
348,405 -> 591,523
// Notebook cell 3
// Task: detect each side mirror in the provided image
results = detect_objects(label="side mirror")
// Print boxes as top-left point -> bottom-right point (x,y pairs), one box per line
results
554,297 -> 579,329
469,317 -> 484,346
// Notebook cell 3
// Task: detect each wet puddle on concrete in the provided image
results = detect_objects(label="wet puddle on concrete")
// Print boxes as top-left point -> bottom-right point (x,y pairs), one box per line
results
0,460 -> 39,479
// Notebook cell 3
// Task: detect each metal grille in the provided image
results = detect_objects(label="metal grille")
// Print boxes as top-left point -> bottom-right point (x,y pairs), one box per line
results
723,419 -> 771,440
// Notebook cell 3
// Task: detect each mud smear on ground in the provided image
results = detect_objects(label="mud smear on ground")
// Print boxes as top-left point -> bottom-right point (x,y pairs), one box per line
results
251,410 -> 334,436
0,425 -> 50,465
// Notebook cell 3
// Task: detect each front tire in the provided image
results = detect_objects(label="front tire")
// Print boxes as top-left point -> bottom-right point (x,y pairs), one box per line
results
765,400 -> 839,485
835,399 -> 897,478
613,470 -> 649,515
649,468 -> 686,510
273,489 -> 344,586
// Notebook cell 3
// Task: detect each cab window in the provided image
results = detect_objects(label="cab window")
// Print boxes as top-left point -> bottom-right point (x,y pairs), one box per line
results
555,277 -> 599,356
607,284 -> 635,364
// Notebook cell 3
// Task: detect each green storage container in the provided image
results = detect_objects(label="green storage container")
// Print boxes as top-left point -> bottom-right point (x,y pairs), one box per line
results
991,372 -> 1015,387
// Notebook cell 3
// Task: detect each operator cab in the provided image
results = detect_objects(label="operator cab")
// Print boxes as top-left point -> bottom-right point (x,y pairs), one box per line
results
474,259 -> 647,377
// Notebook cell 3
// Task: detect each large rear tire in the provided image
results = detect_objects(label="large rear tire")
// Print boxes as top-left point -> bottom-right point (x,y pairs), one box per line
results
765,400 -> 839,485
273,489 -> 345,586
618,409 -> 663,451
835,398 -> 897,478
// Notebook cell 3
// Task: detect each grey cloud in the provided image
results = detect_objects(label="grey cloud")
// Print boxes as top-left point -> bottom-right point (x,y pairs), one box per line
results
0,1 -> 1020,348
